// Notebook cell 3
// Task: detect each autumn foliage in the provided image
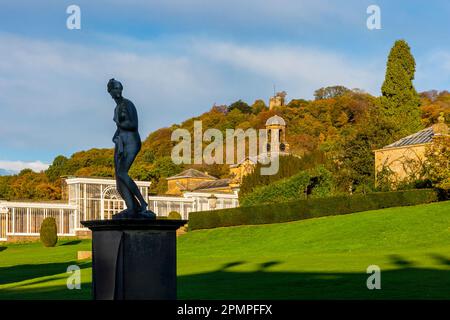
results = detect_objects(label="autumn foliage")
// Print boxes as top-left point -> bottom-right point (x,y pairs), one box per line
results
1,40 -> 450,200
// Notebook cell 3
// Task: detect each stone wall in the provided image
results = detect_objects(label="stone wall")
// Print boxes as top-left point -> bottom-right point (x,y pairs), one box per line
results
374,143 -> 429,185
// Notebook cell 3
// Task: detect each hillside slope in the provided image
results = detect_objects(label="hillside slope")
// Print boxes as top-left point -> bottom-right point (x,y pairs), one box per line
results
0,201 -> 449,299
177,201 -> 450,299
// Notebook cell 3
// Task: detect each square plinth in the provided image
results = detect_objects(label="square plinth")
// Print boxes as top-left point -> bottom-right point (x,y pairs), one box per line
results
81,219 -> 187,300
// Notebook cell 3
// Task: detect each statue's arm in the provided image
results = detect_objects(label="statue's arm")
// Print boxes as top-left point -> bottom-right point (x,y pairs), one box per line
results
112,128 -> 120,143
117,101 -> 138,131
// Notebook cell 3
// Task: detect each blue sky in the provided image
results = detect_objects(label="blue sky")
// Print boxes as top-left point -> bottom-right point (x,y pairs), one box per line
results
1,0 -> 450,172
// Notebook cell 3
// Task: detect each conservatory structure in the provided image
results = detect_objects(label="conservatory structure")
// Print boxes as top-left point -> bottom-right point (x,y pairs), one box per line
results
0,177 -> 150,241
0,176 -> 238,241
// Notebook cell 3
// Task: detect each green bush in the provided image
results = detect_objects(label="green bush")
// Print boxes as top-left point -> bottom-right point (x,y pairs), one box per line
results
240,165 -> 334,206
189,189 -> 438,230
168,211 -> 182,220
239,152 -> 324,199
40,217 -> 58,247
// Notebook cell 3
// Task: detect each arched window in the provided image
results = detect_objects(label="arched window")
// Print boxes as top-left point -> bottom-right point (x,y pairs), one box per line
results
102,186 -> 125,219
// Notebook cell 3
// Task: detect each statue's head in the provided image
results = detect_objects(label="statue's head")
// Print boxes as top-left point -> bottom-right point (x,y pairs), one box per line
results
107,78 -> 123,99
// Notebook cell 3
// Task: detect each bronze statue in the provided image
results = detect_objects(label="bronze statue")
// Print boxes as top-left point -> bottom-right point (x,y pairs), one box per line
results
108,78 -> 156,219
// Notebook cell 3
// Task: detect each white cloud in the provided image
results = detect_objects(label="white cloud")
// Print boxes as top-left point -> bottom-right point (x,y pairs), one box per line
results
190,39 -> 384,97
0,160 -> 49,173
0,32 -> 385,165
0,32 -> 220,161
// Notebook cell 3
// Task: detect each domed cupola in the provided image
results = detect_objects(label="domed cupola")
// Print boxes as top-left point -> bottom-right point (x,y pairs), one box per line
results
265,115 -> 289,153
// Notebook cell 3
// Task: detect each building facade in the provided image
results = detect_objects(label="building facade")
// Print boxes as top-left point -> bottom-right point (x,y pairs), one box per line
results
148,168 -> 239,218
0,177 -> 150,241
0,175 -> 239,241
269,91 -> 287,110
0,200 -> 76,241
230,115 -> 291,186
374,114 -> 449,185
64,177 -> 150,230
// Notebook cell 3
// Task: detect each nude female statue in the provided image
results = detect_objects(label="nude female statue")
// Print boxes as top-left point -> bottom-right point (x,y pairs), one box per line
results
107,78 -> 156,219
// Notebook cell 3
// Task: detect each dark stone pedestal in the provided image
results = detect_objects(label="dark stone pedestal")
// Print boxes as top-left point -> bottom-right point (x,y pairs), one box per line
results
81,219 -> 187,300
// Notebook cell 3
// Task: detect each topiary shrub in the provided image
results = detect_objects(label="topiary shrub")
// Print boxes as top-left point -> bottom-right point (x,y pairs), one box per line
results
167,211 -> 182,220
40,217 -> 58,247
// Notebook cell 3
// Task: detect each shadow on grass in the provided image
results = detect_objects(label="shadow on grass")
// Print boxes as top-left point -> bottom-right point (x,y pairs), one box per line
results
429,254 -> 450,266
0,283 -> 92,300
59,240 -> 82,246
257,261 -> 282,271
1,256 -> 449,300
0,247 -> 7,252
388,254 -> 415,267
0,261 -> 91,285
178,257 -> 450,300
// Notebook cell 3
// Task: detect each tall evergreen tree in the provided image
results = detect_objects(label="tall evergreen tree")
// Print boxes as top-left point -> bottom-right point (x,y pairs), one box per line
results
381,40 -> 422,138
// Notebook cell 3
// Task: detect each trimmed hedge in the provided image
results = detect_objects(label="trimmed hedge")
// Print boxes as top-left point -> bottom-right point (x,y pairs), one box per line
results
189,189 -> 438,230
40,217 -> 58,247
240,165 -> 333,206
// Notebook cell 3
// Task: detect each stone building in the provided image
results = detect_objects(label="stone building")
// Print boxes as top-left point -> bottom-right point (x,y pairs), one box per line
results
269,91 -> 287,110
374,114 -> 449,185
148,168 -> 238,217
229,115 -> 291,186
166,169 -> 222,195
265,115 -> 290,153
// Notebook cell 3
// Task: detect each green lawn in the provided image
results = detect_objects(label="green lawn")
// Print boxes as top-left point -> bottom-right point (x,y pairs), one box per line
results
1,201 -> 450,299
